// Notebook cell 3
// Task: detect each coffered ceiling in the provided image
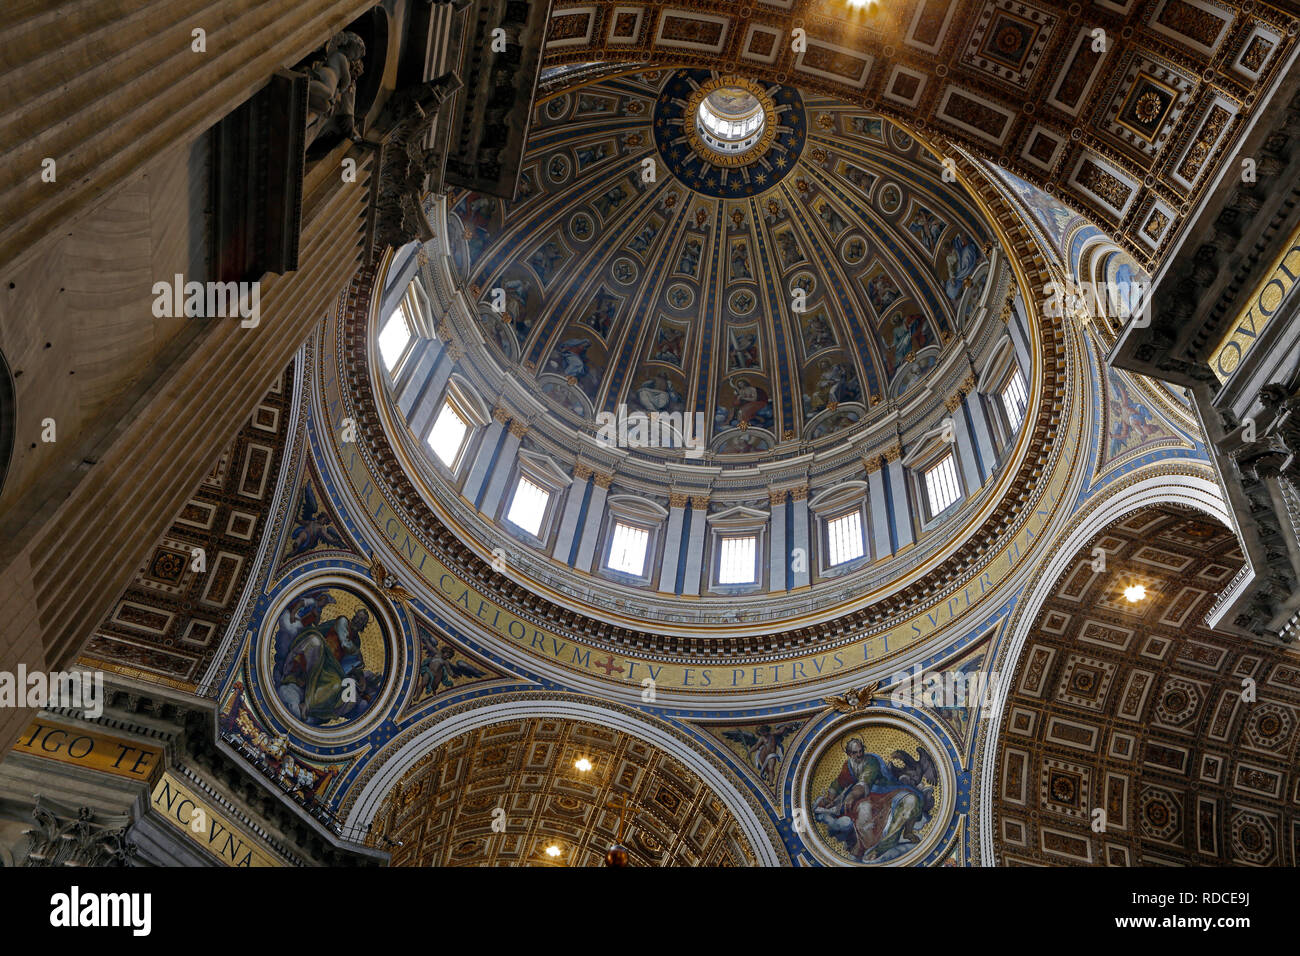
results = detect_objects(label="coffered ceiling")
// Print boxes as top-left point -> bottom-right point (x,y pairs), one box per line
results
541,0 -> 1300,268
992,504 -> 1300,865
373,717 -> 756,866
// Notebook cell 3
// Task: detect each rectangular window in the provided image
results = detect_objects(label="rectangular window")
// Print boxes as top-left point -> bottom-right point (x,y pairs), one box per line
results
924,453 -> 961,517
827,511 -> 865,566
1001,369 -> 1028,431
718,535 -> 757,585
379,306 -> 412,371
607,522 -> 649,576
426,399 -> 470,469
506,476 -> 550,537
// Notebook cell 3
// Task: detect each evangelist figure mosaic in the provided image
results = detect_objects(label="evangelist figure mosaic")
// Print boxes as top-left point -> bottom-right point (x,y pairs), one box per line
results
268,585 -> 388,729
809,724 -> 942,864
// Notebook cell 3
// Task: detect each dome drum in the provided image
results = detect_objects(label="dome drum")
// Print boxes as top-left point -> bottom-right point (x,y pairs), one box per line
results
366,64 -> 1042,636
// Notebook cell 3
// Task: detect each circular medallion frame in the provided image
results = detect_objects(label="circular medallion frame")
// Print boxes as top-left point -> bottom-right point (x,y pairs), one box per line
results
255,573 -> 405,747
796,712 -> 956,867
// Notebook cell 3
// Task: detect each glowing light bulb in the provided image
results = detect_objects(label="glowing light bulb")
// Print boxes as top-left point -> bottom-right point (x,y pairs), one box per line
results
1123,584 -> 1146,603
545,844 -> 562,857
575,757 -> 593,772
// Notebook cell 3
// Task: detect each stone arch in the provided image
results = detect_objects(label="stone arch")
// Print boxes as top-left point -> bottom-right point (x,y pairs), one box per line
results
342,693 -> 787,865
976,472 -> 1300,864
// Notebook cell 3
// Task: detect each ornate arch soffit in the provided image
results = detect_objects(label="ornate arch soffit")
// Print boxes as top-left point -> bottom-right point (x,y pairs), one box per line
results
316,153 -> 1092,701
972,465 -> 1228,864
200,347 -> 313,697
540,2 -> 1300,269
339,693 -> 790,866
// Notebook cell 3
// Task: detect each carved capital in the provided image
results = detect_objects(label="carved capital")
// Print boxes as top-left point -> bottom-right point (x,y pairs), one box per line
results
492,405 -> 512,425
23,799 -> 137,867
573,462 -> 594,482
768,488 -> 788,506
508,420 -> 529,439
670,491 -> 691,509
690,494 -> 710,509
788,485 -> 809,502
943,394 -> 962,413
884,444 -> 902,463
593,472 -> 614,489
863,454 -> 883,475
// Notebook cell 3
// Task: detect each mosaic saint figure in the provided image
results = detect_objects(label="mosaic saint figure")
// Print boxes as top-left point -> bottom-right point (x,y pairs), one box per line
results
818,201 -> 846,236
802,311 -> 835,354
552,337 -> 592,379
888,312 -> 914,371
907,208 -> 945,254
581,292 -> 618,338
288,482 -> 347,555
498,277 -> 533,344
629,223 -> 657,255
456,193 -> 497,261
577,143 -> 608,167
417,632 -> 487,697
723,723 -> 799,786
633,372 -> 683,414
943,234 -> 982,300
851,116 -> 882,139
678,239 -> 702,276
866,271 -> 902,314
273,590 -> 380,726
731,241 -> 752,279
728,329 -> 760,370
595,185 -> 628,218
726,376 -> 770,428
813,738 -> 937,862
776,230 -> 805,269
528,240 -> 564,284
653,324 -> 686,366
844,165 -> 875,193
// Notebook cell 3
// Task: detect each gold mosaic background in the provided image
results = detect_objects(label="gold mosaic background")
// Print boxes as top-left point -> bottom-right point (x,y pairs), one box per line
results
809,723 -> 941,864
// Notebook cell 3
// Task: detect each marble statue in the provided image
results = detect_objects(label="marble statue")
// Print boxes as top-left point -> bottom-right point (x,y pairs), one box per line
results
305,31 -> 367,147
